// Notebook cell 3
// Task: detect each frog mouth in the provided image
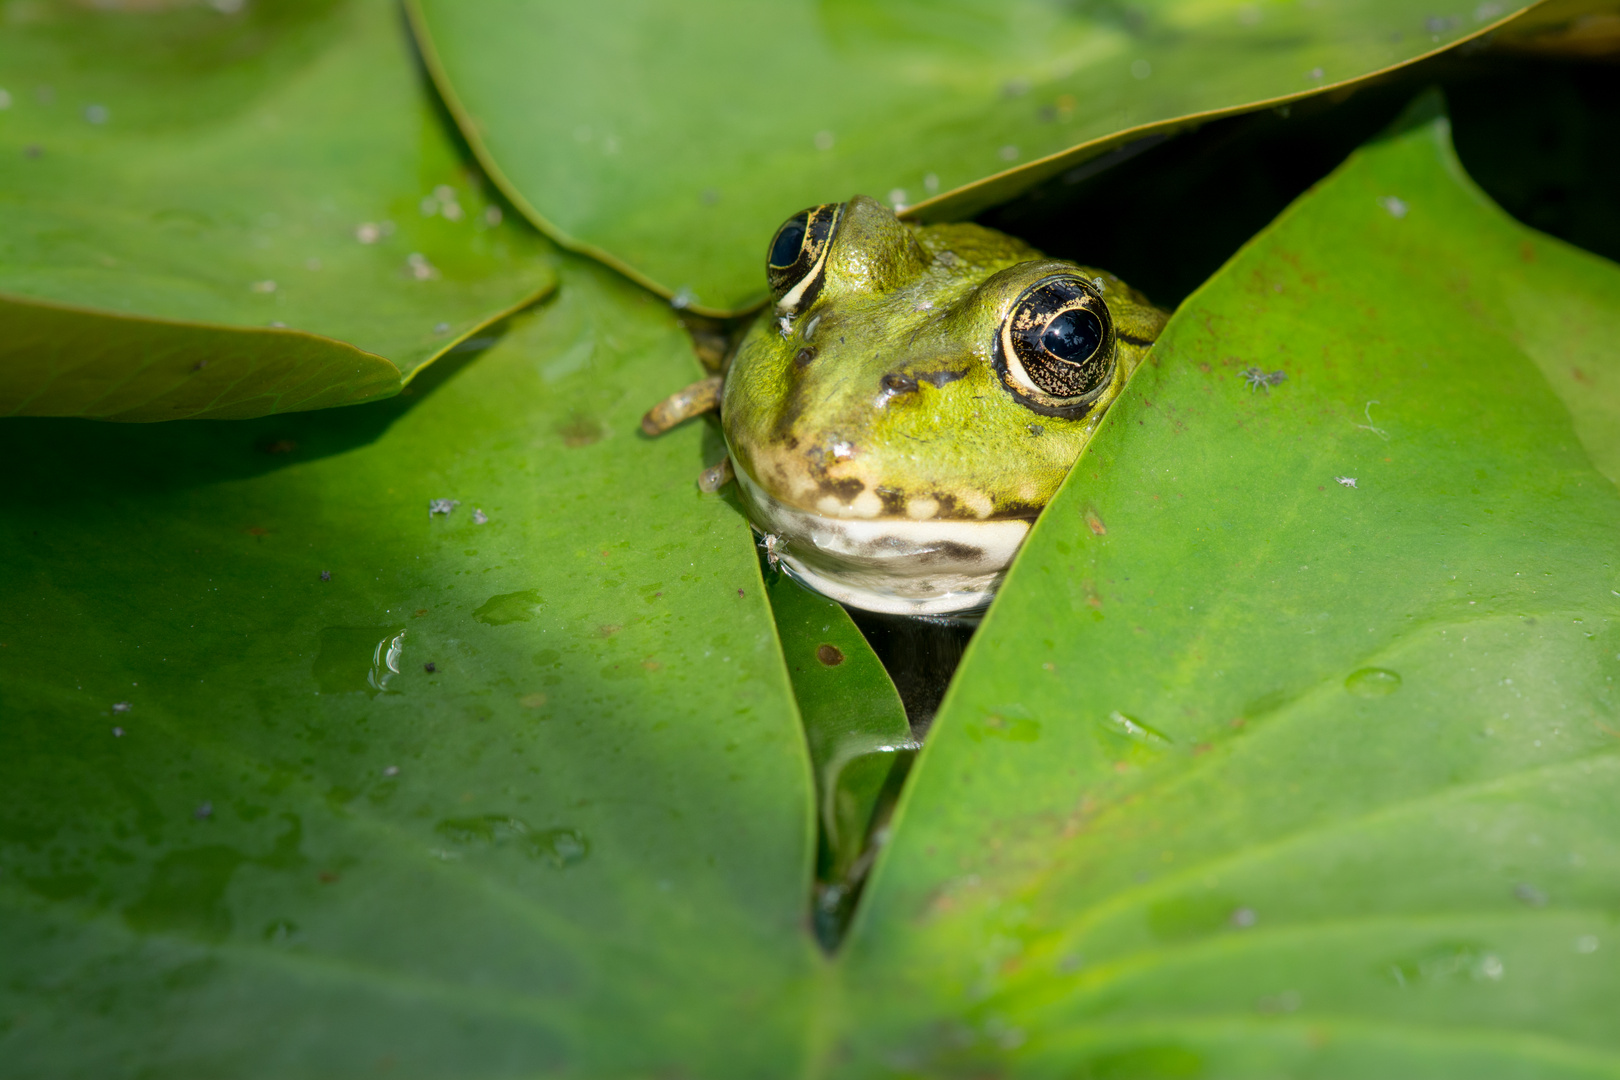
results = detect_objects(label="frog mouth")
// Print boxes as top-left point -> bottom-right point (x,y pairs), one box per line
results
732,466 -> 1030,616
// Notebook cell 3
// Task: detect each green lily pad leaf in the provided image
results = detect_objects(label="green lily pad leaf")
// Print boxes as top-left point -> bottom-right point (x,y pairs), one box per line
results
766,571 -> 911,888
841,95 -> 1620,1073
0,257 -> 819,1075
0,0 -> 555,420
407,0 -> 1533,315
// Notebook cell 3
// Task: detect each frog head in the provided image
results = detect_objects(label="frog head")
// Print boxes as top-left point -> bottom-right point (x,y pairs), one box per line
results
722,195 -> 1167,616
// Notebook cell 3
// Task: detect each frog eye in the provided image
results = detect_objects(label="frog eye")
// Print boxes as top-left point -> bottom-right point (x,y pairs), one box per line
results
995,275 -> 1116,414
766,203 -> 841,310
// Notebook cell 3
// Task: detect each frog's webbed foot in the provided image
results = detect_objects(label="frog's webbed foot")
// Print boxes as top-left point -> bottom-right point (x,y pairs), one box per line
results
640,375 -> 723,436
698,455 -> 733,493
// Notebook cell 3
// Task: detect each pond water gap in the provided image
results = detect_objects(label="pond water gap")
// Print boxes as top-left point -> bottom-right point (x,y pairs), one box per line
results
759,552 -> 977,950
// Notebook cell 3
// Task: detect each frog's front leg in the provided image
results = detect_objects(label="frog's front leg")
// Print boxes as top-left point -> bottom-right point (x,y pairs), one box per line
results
640,375 -> 732,490
640,375 -> 722,435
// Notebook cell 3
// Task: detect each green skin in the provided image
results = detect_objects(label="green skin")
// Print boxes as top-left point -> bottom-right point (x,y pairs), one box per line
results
720,195 -> 1167,615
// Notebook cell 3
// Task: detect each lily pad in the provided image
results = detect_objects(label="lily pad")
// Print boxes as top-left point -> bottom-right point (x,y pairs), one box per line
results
841,95 -> 1620,1073
0,258 -> 818,1076
407,0 -> 1534,314
0,0 -> 554,420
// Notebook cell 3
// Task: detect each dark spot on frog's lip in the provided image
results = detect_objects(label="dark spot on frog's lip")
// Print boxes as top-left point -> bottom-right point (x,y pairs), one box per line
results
876,486 -> 907,515
819,476 -> 865,502
915,540 -> 986,565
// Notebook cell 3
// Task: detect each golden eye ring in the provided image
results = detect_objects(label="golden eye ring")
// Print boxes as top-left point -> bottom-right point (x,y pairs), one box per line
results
766,203 -> 841,312
994,274 -> 1116,417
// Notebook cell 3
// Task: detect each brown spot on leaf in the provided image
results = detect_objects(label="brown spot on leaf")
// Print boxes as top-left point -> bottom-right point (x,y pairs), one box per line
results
816,644 -> 845,666
559,414 -> 603,447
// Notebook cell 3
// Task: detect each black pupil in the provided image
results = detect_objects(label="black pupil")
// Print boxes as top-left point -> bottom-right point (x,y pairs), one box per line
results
1041,309 -> 1103,363
769,219 -> 807,268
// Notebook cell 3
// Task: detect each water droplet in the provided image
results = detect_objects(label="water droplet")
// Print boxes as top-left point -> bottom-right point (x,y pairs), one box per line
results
1230,906 -> 1257,928
434,815 -> 588,868
1577,935 -> 1600,954
1345,668 -> 1401,696
263,918 -> 299,944
1100,711 -> 1170,745
313,626 -> 406,696
475,590 -> 543,625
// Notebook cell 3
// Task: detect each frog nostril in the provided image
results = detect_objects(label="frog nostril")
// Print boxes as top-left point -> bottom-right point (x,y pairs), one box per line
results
880,373 -> 916,393
794,347 -> 816,369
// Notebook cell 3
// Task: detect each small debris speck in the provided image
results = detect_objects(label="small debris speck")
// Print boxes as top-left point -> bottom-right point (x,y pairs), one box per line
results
483,205 -> 502,226
424,662 -> 437,673
1230,906 -> 1257,928
194,801 -> 213,820
320,570 -> 331,581
1577,934 -> 1599,954
814,130 -> 835,151
1334,476 -> 1358,489
433,321 -> 451,334
250,279 -> 277,293
268,320 -> 287,328
0,88 -> 10,110
1379,196 -> 1409,219
24,144 -> 43,158
406,252 -> 437,280
1130,59 -> 1152,79
1307,67 -> 1325,80
112,701 -> 132,713
1514,882 -> 1547,907
472,508 -> 489,525
1240,366 -> 1286,391
112,726 -> 125,737
384,765 -> 400,777
998,144 -> 1019,161
355,222 -> 381,244
429,498 -> 460,516
83,104 -> 108,124
671,286 -> 696,310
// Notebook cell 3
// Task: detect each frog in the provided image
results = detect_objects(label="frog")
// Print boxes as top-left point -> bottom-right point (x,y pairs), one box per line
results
643,194 -> 1168,617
